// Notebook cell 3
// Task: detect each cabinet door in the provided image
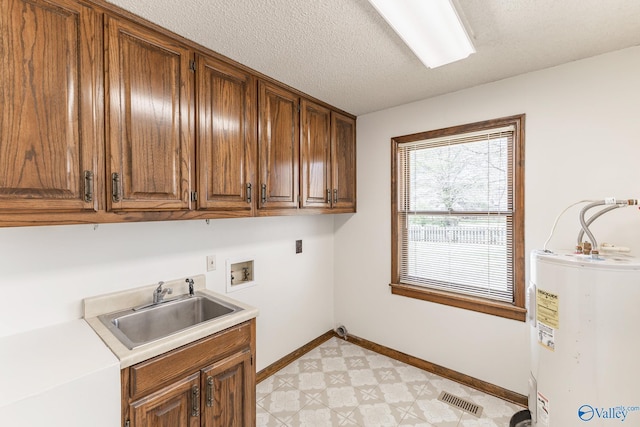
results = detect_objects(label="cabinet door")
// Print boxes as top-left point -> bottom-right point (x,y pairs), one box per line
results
105,16 -> 193,211
196,54 -> 255,213
201,349 -> 254,427
331,112 -> 356,211
0,0 -> 101,212
257,81 -> 299,213
131,372 -> 200,427
300,99 -> 331,209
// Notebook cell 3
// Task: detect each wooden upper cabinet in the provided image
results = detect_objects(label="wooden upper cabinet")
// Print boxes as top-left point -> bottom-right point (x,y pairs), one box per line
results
0,0 -> 102,212
105,16 -> 193,211
130,372 -> 200,427
331,112 -> 357,211
300,102 -> 357,213
196,54 -> 255,214
300,99 -> 331,209
0,0 -> 355,226
257,81 -> 299,213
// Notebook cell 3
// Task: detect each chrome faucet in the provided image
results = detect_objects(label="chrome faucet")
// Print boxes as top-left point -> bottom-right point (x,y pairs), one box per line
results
153,281 -> 172,304
185,278 -> 195,296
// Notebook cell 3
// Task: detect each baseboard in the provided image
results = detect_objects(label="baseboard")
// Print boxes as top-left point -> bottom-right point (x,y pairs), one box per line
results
256,330 -> 335,383
257,329 -> 527,407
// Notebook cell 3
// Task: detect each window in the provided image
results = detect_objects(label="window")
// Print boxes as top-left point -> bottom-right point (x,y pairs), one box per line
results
390,115 -> 525,321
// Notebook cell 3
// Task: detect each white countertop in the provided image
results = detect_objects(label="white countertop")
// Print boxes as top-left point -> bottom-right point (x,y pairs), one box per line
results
83,274 -> 259,368
0,319 -> 120,426
0,319 -> 119,407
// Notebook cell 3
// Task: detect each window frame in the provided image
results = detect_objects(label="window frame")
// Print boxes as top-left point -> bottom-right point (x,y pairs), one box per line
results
390,115 -> 526,322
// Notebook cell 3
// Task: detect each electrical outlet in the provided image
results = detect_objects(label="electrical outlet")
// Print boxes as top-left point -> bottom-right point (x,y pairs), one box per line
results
206,255 -> 216,271
296,240 -> 302,254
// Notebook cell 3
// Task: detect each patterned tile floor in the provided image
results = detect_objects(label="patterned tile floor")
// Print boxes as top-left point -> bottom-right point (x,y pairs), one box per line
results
256,337 -> 524,427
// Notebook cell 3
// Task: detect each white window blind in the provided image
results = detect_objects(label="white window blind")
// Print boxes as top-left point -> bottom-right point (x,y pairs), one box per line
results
396,125 -> 515,303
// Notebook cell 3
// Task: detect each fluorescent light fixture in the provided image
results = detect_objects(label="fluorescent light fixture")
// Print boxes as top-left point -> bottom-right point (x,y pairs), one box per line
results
368,0 -> 475,68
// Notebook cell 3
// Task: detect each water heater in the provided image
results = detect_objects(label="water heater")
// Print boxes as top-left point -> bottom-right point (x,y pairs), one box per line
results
528,250 -> 640,426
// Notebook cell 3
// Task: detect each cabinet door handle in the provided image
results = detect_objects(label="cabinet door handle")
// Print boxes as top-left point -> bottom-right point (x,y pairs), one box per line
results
206,376 -> 214,407
326,189 -> 331,203
191,385 -> 200,417
261,184 -> 267,204
111,173 -> 121,203
333,189 -> 338,204
246,183 -> 252,204
83,170 -> 93,202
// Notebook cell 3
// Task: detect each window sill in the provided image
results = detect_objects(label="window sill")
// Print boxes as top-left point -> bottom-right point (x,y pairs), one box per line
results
389,282 -> 526,322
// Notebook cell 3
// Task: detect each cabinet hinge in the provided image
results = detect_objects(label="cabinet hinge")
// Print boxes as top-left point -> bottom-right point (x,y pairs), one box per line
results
189,60 -> 196,72
191,191 -> 198,202
251,355 -> 254,366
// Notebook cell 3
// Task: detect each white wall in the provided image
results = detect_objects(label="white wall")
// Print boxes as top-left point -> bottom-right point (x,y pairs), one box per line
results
334,46 -> 640,395
0,215 -> 335,371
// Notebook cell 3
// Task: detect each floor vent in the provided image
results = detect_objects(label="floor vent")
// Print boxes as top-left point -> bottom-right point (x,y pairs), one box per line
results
437,391 -> 483,417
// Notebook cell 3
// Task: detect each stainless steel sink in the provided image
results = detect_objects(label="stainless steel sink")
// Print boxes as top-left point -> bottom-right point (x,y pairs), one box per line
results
98,293 -> 242,349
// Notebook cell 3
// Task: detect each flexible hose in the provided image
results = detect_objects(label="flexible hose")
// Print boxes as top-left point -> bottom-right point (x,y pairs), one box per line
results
579,201 -> 607,249
578,199 -> 637,249
545,199 -> 636,252
576,205 -> 620,245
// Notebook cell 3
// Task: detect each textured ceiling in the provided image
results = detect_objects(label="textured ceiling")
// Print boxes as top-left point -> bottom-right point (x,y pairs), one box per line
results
106,0 -> 640,116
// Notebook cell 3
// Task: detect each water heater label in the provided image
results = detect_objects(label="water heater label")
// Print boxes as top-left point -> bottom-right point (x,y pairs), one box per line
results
537,321 -> 555,351
536,288 -> 558,351
536,288 -> 559,328
537,391 -> 550,426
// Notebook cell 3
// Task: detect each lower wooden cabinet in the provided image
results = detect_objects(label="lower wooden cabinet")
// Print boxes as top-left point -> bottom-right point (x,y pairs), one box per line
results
131,373 -> 200,427
201,349 -> 253,427
121,320 -> 256,427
